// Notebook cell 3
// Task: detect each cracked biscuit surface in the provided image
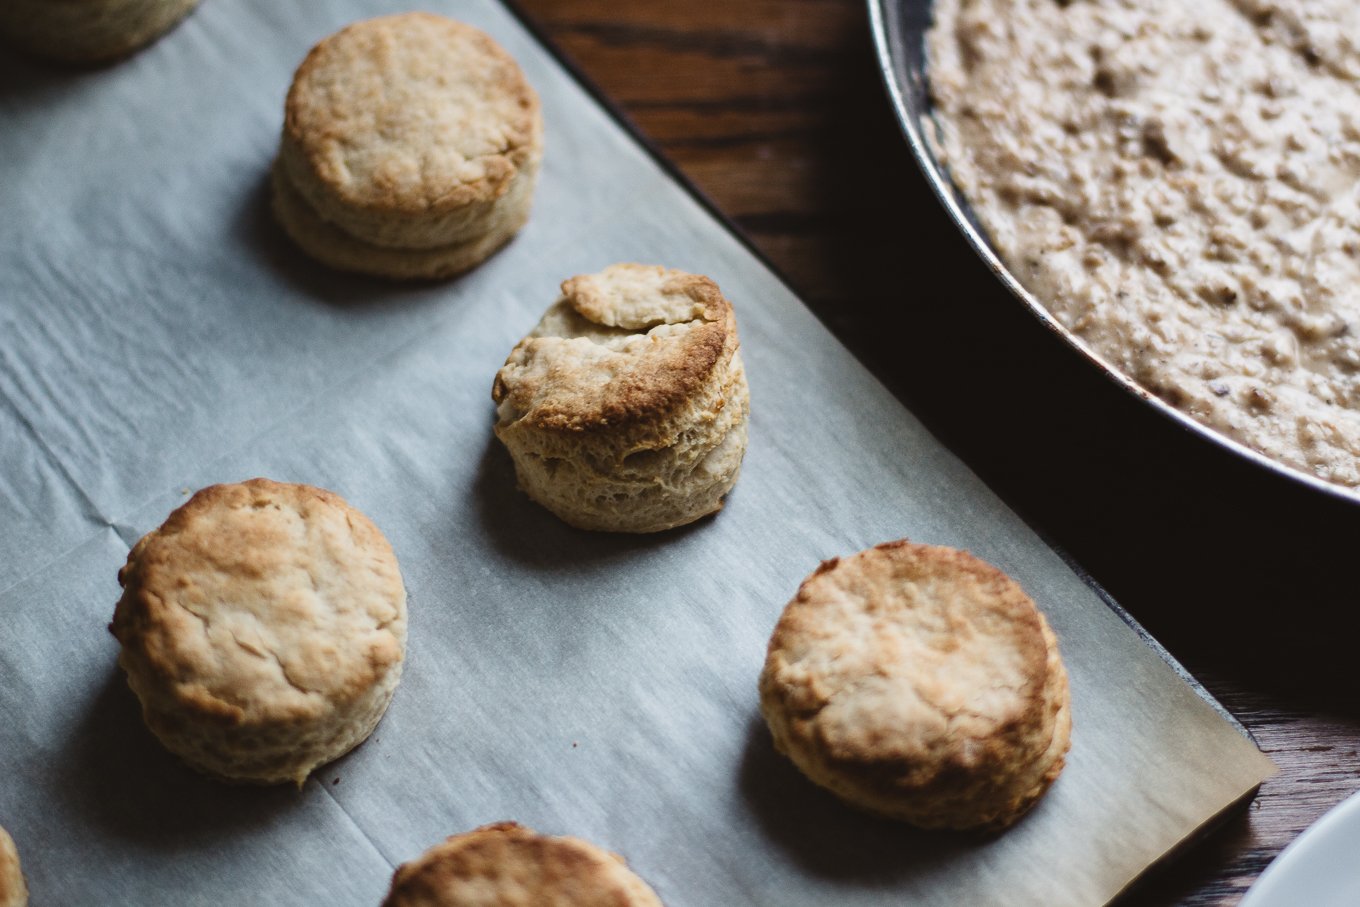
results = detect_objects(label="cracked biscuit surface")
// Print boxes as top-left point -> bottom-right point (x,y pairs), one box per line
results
274,12 -> 542,277
492,264 -> 750,533
110,478 -> 407,785
383,822 -> 664,907
759,541 -> 1071,830
0,826 -> 25,907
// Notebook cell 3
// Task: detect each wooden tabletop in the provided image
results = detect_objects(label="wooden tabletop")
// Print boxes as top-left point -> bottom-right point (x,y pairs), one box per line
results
513,1 -> 1360,904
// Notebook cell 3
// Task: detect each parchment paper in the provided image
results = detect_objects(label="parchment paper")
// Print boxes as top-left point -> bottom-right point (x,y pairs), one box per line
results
0,1 -> 1276,904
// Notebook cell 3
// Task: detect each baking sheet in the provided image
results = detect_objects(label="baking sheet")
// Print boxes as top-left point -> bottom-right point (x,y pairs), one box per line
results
0,1 -> 1274,904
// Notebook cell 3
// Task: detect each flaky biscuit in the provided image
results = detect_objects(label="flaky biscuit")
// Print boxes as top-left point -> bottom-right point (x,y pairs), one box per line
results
110,479 -> 407,786
270,159 -> 535,281
0,826 -> 25,907
0,0 -> 199,64
759,541 -> 1071,831
274,13 -> 542,277
492,264 -> 750,533
383,823 -> 664,907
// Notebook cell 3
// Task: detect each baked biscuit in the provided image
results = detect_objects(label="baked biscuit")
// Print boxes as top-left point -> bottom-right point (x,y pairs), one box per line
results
0,0 -> 200,64
274,13 -> 542,279
110,479 -> 407,786
0,826 -> 25,907
492,264 -> 750,533
382,822 -> 664,907
759,541 -> 1071,831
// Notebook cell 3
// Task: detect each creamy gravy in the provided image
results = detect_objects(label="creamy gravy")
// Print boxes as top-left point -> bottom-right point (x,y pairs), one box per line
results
928,0 -> 1360,488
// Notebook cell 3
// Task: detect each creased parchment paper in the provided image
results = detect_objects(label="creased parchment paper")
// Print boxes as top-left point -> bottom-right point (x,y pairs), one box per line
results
0,1 -> 1275,904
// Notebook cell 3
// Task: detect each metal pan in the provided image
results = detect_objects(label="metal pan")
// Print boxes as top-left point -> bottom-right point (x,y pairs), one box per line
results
868,0 -> 1358,506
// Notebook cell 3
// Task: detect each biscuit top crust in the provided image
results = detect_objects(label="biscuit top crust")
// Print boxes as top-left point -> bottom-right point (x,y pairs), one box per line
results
383,822 -> 663,907
762,541 -> 1050,777
284,13 -> 539,214
111,479 -> 406,725
492,264 -> 737,432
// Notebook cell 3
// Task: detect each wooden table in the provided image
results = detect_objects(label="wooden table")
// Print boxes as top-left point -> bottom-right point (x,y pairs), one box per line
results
513,1 -> 1360,903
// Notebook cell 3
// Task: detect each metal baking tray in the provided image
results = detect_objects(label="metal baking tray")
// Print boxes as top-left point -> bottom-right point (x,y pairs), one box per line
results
0,1 -> 1273,904
868,0 -> 1357,506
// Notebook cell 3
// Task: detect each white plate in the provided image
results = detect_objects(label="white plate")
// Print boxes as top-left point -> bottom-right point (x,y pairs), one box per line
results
1241,790 -> 1360,907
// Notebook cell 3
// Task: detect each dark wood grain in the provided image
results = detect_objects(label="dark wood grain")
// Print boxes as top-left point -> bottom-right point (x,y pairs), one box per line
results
513,1 -> 1360,904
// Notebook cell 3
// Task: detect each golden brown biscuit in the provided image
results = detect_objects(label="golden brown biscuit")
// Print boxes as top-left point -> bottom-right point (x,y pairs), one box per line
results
110,479 -> 407,786
274,13 -> 542,278
492,264 -> 750,533
0,0 -> 200,64
0,826 -> 25,907
759,541 -> 1071,830
269,160 -> 534,281
383,823 -> 664,907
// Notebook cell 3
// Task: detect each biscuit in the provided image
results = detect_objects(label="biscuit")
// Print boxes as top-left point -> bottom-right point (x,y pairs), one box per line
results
382,822 -> 664,907
492,264 -> 750,533
274,13 -> 542,279
0,826 -> 25,907
109,479 -> 407,786
758,541 -> 1071,831
269,160 -> 533,281
0,0 -> 200,64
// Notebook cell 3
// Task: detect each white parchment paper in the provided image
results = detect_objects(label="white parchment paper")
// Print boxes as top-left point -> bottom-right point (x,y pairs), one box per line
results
0,1 -> 1275,904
